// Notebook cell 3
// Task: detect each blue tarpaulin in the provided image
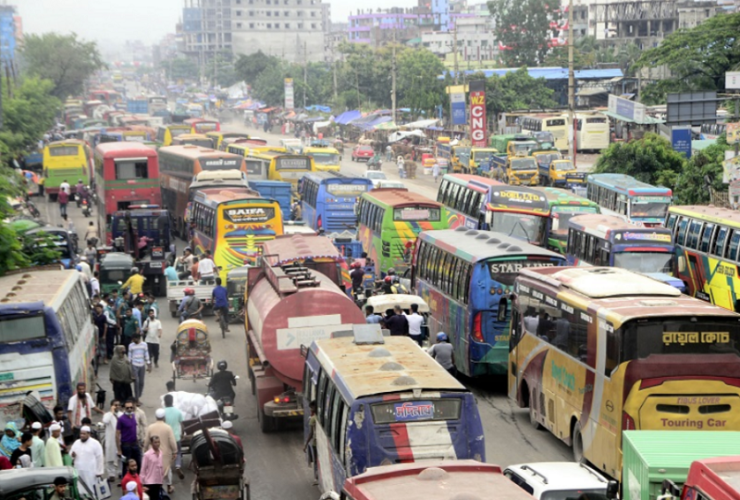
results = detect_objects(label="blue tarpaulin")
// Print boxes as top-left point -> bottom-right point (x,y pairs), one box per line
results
439,67 -> 623,81
306,105 -> 332,113
334,110 -> 362,125
355,116 -> 392,130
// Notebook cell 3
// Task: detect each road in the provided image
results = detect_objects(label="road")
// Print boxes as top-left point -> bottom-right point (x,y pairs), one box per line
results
37,120 -> 575,500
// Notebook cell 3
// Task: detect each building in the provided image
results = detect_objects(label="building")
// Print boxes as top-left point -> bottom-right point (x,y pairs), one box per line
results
178,0 -> 233,70
0,3 -> 17,64
422,16 -> 497,62
325,22 -> 348,63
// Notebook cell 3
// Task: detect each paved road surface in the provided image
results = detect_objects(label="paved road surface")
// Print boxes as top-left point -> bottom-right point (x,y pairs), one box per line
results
35,121 -> 575,499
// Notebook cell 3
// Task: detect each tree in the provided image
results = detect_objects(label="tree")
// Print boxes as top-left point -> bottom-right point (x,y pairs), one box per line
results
634,13 -> 740,104
674,141 -> 729,205
163,58 -> 199,83
0,77 -> 61,155
397,48 -> 446,117
485,68 -> 557,120
20,33 -> 104,99
205,51 -> 240,88
234,51 -> 280,85
487,0 -> 560,66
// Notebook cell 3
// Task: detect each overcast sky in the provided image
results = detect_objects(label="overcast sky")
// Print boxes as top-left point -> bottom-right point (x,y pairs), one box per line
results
19,0 -> 419,45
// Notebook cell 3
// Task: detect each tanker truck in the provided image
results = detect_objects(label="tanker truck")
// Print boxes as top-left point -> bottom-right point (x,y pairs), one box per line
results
245,256 -> 365,432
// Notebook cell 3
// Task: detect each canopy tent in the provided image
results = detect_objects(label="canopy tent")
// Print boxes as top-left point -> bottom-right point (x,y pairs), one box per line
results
389,130 -> 426,142
401,118 -> 438,130
334,110 -> 362,125
355,115 -> 392,131
374,120 -> 398,131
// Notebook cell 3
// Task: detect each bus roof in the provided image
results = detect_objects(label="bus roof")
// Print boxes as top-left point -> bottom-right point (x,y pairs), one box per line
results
311,336 -> 465,401
303,171 -> 370,183
568,214 -> 672,243
173,133 -> 210,140
205,131 -> 245,139
669,205 -> 740,230
158,145 -> 243,161
194,187 -> 270,205
343,461 -> 533,500
263,234 -> 343,266
363,189 -> 441,208
443,173 -> 505,192
94,142 -> 157,157
48,139 -> 85,147
0,270 -> 80,311
419,227 -> 564,264
588,173 -> 673,197
533,186 -> 599,210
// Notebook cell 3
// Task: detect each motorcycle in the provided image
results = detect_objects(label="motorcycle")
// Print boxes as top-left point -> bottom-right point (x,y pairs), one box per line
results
25,200 -> 40,219
75,192 -> 82,208
81,198 -> 91,217
208,377 -> 239,421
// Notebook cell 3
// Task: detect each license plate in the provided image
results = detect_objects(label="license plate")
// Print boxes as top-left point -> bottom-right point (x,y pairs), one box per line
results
149,262 -> 162,269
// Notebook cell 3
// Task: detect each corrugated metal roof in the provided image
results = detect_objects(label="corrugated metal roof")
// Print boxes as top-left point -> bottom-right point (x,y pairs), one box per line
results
624,431 -> 740,470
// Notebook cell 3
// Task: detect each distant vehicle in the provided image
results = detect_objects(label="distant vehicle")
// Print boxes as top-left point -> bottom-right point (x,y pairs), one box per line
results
576,112 -> 610,153
298,172 -> 373,233
171,133 -> 214,148
303,146 -> 342,172
184,117 -> 220,134
42,140 -> 93,200
279,138 -> 303,153
374,180 -> 405,189
586,173 -> 672,227
0,467 -> 96,500
155,124 -> 192,146
351,144 -> 374,162
362,170 -> 387,187
504,462 -> 615,500
532,186 -> 600,254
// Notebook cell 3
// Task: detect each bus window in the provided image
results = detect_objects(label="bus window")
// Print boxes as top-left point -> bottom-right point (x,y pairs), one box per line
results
713,226 -> 728,257
676,218 -> 689,246
726,230 -> 740,261
114,159 -> 149,180
700,224 -> 714,253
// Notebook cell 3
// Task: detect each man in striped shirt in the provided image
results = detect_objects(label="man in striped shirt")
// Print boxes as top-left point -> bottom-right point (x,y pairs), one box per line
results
128,334 -> 152,404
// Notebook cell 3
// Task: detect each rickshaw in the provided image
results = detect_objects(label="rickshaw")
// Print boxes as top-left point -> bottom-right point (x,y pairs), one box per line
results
190,426 -> 250,500
333,138 -> 344,155
225,266 -> 250,323
171,319 -> 214,390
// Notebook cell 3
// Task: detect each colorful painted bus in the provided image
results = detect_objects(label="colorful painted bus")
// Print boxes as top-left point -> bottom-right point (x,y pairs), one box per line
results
586,173 -> 672,227
302,333 -> 486,496
299,172 -> 373,233
0,270 -> 95,415
666,205 -> 740,311
436,174 -> 550,246
191,187 -> 284,278
206,131 -> 249,151
184,117 -> 221,134
155,124 -> 192,146
509,266 -> 740,479
356,189 -> 448,275
94,142 -> 161,243
42,140 -> 93,199
413,228 -> 566,377
159,145 -> 247,237
532,186 -> 601,254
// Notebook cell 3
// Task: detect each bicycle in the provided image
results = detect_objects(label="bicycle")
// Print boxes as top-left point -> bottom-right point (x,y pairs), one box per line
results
215,307 -> 229,338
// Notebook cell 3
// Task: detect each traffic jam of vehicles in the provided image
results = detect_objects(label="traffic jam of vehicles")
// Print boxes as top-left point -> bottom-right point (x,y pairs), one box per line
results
5,77 -> 740,500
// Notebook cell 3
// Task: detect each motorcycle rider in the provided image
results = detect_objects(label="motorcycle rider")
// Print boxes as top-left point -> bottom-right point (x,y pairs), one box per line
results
208,360 -> 236,403
75,179 -> 85,207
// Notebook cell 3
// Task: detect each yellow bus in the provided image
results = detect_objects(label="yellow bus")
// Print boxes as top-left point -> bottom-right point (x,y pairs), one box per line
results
302,146 -> 341,172
520,114 -> 569,152
576,112 -> 610,153
225,143 -> 287,157
229,146 -> 315,188
42,140 -> 92,200
206,131 -> 249,151
509,266 -> 740,479
155,124 -> 192,146
191,187 -> 284,279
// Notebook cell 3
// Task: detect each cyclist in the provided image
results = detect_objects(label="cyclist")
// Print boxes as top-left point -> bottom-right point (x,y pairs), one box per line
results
212,277 -> 230,333
208,360 -> 236,402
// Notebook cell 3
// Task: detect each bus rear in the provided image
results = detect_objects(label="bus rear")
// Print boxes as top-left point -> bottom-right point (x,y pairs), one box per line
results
486,187 -> 550,246
304,147 -> 341,172
268,154 -> 315,188
314,176 -> 372,232
43,141 -> 90,198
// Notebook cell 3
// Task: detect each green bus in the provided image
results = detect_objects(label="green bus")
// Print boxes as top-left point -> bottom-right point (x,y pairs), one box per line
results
531,186 -> 601,254
42,140 -> 93,200
356,189 -> 448,276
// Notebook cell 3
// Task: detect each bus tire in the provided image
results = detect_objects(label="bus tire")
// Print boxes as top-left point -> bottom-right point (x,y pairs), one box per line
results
571,420 -> 585,463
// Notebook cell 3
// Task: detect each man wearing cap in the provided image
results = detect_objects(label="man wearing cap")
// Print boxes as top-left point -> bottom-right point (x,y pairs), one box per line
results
30,422 -> 45,468
102,400 -> 121,481
221,420 -> 243,451
78,256 -> 93,281
121,481 -> 140,500
45,424 -> 64,467
50,477 -> 70,500
70,426 -> 104,490
145,409 -> 177,493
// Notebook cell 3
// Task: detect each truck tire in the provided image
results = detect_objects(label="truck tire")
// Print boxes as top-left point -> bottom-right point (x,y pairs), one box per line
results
258,407 -> 275,433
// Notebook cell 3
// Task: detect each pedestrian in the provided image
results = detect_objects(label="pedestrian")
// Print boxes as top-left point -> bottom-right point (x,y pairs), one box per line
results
49,477 -> 70,500
190,256 -> 200,281
78,256 -> 93,280
365,304 -> 381,324
428,332 -> 456,376
29,422 -> 45,468
0,422 -> 20,458
93,303 -> 108,364
198,251 -> 216,282
84,222 -> 99,249
386,144 -> 393,162
143,294 -> 159,319
102,400 -> 121,481
121,459 -> 144,499
58,189 -> 69,219
163,394 -> 185,480
67,382 -> 103,433
122,308 -> 140,349
104,298 -> 119,360
135,404 -> 148,450
59,179 -> 70,195
52,405 -> 73,449
433,161 -> 441,183
132,300 -> 144,329
69,426 -> 104,489
404,303 -> 425,346
397,155 -> 405,179
44,424 -> 64,467
90,270 -> 100,298
121,481 -> 140,500
9,432 -> 33,467
117,399 -> 142,477
303,401 -> 317,479
212,277 -> 230,332
140,435 -> 165,500
122,267 -> 146,296
383,305 -> 409,337
142,309 -> 162,368
145,409 -> 177,494
128,334 -> 151,404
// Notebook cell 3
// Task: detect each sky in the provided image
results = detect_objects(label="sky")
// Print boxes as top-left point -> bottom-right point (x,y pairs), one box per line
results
19,0 -> 420,45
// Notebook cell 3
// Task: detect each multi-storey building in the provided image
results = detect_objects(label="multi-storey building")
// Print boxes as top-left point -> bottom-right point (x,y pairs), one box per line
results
421,16 -> 496,61
0,2 -> 17,64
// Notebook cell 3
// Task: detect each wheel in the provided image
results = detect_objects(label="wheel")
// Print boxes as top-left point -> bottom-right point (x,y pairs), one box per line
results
258,407 -> 275,433
572,421 -> 585,463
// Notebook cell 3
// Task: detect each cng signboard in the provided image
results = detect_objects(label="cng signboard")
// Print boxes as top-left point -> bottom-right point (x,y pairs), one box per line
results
469,79 -> 487,147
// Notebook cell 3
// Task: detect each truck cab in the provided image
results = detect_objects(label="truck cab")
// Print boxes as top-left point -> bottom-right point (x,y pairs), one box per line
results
469,147 -> 499,175
504,462 -> 616,500
506,155 -> 540,186
507,138 -> 538,157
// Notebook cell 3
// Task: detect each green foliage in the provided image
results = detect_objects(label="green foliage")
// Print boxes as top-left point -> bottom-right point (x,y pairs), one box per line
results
0,77 -> 61,156
484,68 -> 556,118
397,48 -> 446,116
543,36 -> 641,75
674,142 -> 730,205
204,51 -> 239,88
0,169 -> 32,275
487,0 -> 558,66
234,51 -> 281,84
634,13 -> 740,104
163,58 -> 199,82
20,33 -> 105,99
21,231 -> 63,267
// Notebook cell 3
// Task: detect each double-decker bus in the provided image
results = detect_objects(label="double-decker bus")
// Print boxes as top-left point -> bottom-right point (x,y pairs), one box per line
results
155,124 -> 192,146
437,174 -> 550,246
509,266 -> 740,479
413,228 -> 565,377
159,145 -> 247,237
0,269 -> 95,414
666,205 -> 740,311
519,114 -> 569,151
299,172 -> 373,233
532,186 -> 601,253
586,173 -> 672,227
42,140 -> 93,200
576,112 -> 610,152
191,187 -> 284,277
357,189 -> 448,275
184,117 -> 220,134
94,142 -> 161,243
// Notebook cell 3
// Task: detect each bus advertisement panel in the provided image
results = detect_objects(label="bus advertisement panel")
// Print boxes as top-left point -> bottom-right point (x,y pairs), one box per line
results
532,187 -> 601,254
587,173 -> 672,227
42,140 -> 92,199
413,228 -> 566,376
299,172 -> 373,233
509,266 -> 740,479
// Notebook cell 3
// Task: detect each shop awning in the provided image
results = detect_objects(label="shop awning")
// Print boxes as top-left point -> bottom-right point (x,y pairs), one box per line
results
374,120 -> 398,130
334,110 -> 362,125
603,110 -> 664,125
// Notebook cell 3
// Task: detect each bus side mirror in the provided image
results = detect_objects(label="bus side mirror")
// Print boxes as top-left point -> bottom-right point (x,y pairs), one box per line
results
606,480 -> 619,500
677,255 -> 686,273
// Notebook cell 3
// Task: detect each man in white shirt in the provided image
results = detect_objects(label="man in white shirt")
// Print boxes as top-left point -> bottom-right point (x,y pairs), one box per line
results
70,426 -> 104,489
78,256 -> 93,280
67,382 -> 103,430
90,271 -> 101,297
198,250 -> 216,282
404,303 -> 425,346
59,179 -> 71,195
142,309 -> 163,368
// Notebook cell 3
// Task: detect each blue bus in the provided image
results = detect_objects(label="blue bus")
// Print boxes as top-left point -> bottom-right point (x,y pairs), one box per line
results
302,330 -> 485,497
0,269 -> 96,413
299,172 -> 373,233
412,227 -> 566,376
586,173 -> 673,227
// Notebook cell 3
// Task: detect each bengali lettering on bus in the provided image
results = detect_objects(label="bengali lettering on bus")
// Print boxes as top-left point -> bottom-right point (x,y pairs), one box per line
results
393,401 -> 435,421
662,331 -> 731,346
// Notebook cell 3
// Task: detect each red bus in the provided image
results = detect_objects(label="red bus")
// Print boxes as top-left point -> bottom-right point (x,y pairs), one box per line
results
89,89 -> 123,107
93,142 -> 161,244
184,118 -> 221,134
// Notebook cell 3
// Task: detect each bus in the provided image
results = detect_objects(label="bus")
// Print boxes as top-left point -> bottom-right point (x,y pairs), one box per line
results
666,205 -> 740,311
576,112 -> 610,152
159,145 -> 247,237
437,174 -> 550,246
89,89 -> 123,107
303,146 -> 342,172
533,186 -> 601,253
567,214 -> 682,290
42,140 -> 93,200
520,114 -> 569,151
586,173 -> 672,227
302,332 -> 486,496
147,96 -> 167,114
191,187 -> 284,277
0,269 -> 95,414
262,152 -> 316,188
171,133 -> 213,148
244,154 -> 271,180
205,131 -> 248,150
226,143 -> 287,157
299,172 -> 373,233
413,228 -> 566,377
700,123 -> 726,141
155,124 -> 192,146
184,118 -> 220,134
509,265 -> 740,479
356,189 -> 448,275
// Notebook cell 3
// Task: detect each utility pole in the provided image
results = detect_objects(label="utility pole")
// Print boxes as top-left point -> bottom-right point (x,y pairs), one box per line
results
303,41 -> 308,108
567,0 -> 576,164
391,27 -> 397,124
453,20 -> 459,85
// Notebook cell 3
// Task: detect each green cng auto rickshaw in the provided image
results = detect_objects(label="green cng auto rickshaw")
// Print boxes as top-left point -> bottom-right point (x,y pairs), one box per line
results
226,265 -> 251,323
97,252 -> 134,295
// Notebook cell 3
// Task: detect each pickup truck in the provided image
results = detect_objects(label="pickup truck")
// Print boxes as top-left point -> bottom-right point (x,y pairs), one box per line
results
491,154 -> 540,186
167,279 -> 214,318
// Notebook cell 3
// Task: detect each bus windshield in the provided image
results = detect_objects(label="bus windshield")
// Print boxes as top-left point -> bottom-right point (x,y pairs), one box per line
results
613,251 -> 673,274
170,128 -> 189,138
622,319 -> 740,361
535,153 -> 560,168
473,151 -> 496,162
491,213 -> 546,245
554,160 -> 574,171
631,200 -> 670,218
455,148 -> 471,161
510,158 -> 537,171
309,153 -> 339,165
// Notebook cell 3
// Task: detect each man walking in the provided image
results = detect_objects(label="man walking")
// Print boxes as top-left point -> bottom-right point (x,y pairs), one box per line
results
102,400 -> 120,481
58,189 -> 69,219
142,308 -> 162,368
67,382 -> 103,433
433,161 -> 441,183
405,303 -> 425,346
212,277 -> 229,332
29,422 -> 45,468
121,308 -> 140,352
145,409 -> 177,493
128,334 -> 151,403
70,426 -> 104,489
45,424 -> 64,467
163,394 -> 185,480
117,399 -> 142,476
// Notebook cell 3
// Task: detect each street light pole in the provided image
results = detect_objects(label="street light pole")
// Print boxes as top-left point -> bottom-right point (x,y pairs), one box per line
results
568,0 -> 576,164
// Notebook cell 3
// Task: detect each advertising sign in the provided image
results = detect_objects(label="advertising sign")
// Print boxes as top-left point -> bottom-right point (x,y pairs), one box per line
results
201,157 -> 242,170
671,126 -> 692,159
469,80 -> 487,147
727,122 -> 740,145
224,206 -> 275,224
450,85 -> 467,126
724,151 -> 740,184
284,78 -> 294,110
726,72 -> 740,90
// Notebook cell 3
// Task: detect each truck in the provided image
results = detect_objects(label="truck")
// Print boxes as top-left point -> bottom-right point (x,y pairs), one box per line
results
531,149 -> 580,187
622,431 -> 740,500
166,278 -> 214,318
250,180 -> 292,221
245,257 -> 365,432
469,147 -> 499,175
437,142 -> 471,174
664,455 -> 740,500
490,134 -> 538,157
126,99 -> 149,114
490,154 -> 540,185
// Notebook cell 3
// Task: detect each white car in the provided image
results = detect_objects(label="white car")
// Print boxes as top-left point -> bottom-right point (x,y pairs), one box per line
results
504,462 -> 617,500
363,170 -> 388,188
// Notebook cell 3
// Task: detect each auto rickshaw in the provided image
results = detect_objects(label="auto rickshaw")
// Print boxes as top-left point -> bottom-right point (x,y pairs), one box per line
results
97,252 -> 134,295
226,265 -> 250,323
171,319 -> 213,389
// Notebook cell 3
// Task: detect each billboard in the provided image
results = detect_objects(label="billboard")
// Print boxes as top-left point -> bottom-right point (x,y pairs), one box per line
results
284,78 -> 294,110
727,122 -> 740,145
671,127 -> 692,159
469,80 -> 487,147
727,72 -> 740,90
723,151 -> 740,184
449,85 -> 466,125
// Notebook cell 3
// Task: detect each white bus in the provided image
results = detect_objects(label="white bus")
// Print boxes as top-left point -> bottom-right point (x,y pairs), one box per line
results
576,112 -> 610,152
